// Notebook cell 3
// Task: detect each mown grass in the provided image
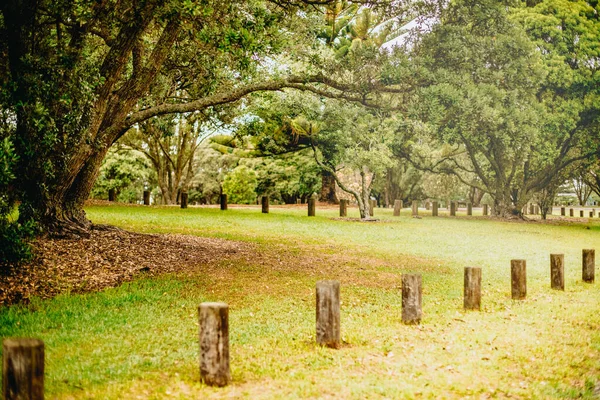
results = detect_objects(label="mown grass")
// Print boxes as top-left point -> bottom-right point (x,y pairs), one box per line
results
2,203 -> 600,399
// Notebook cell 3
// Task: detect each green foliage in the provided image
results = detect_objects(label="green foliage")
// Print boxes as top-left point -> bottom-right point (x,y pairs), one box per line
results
222,165 -> 258,204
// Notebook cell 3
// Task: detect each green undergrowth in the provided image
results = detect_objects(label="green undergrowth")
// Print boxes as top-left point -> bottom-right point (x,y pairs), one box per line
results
1,204 -> 600,398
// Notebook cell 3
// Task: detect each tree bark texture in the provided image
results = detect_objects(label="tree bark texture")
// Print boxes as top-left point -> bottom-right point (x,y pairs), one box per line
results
261,196 -> 269,214
393,200 -> 402,217
511,260 -> 527,300
550,254 -> 564,290
319,170 -> 339,204
198,303 -> 230,387
316,281 -> 340,349
583,249 -> 595,283
464,267 -> 481,310
308,198 -> 316,217
402,274 -> 422,324
3,338 -> 44,400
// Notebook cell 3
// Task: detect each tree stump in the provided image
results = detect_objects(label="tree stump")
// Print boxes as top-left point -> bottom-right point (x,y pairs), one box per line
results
308,198 -> 316,217
198,303 -> 230,387
339,199 -> 347,217
561,207 -> 565,216
143,190 -> 150,206
220,194 -> 228,211
464,267 -> 481,310
3,338 -> 44,400
261,196 -> 269,214
108,188 -> 116,202
412,200 -> 418,216
316,281 -> 340,348
483,204 -> 489,216
550,254 -> 564,290
180,192 -> 188,209
450,202 -> 456,216
402,274 -> 422,324
393,200 -> 402,217
467,203 -> 472,216
432,201 -> 439,217
583,249 -> 595,283
570,208 -> 574,217
511,260 -> 527,300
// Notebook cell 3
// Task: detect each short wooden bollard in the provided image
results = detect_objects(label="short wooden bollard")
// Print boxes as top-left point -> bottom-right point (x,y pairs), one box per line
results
561,207 -> 565,216
339,199 -> 347,217
580,210 -> 584,218
180,192 -> 188,209
534,205 -> 539,215
467,203 -> 472,216
108,188 -> 116,202
143,190 -> 150,206
483,204 -> 489,216
432,201 -> 438,217
199,303 -> 230,387
369,199 -> 375,216
511,260 -> 527,300
529,204 -> 534,215
3,338 -> 44,400
402,274 -> 422,324
464,267 -> 481,310
316,281 -> 340,348
590,211 -> 594,218
583,249 -> 595,283
412,200 -> 418,216
425,202 -> 430,211
450,202 -> 456,216
570,208 -> 574,217
261,196 -> 269,213
550,254 -> 564,290
308,198 -> 316,217
220,194 -> 228,211
393,199 -> 402,216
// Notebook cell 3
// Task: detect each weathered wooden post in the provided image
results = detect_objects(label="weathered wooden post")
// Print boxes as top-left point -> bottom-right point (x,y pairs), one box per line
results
3,338 -> 44,400
561,207 -> 565,216
467,203 -> 473,216
261,196 -> 269,214
570,208 -> 574,217
432,201 -> 439,217
368,200 -> 374,217
464,267 -> 481,310
534,205 -> 539,215
450,201 -> 456,216
583,249 -> 595,283
199,303 -> 230,387
590,211 -> 594,218
108,188 -> 116,202
402,274 -> 422,324
483,204 -> 489,216
316,280 -> 340,348
511,260 -> 527,300
339,199 -> 347,217
308,197 -> 316,217
580,210 -> 584,217
550,254 -> 564,290
412,200 -> 418,216
529,204 -> 534,215
425,202 -> 430,211
220,194 -> 228,211
143,190 -> 150,205
393,200 -> 402,217
180,192 -> 188,209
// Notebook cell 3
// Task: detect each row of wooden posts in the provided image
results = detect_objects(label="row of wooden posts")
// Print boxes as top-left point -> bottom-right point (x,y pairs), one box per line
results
3,250 -> 595,395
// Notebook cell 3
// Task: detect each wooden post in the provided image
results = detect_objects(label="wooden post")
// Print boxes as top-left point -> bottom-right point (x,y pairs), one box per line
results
180,192 -> 188,209
464,267 -> 481,310
534,205 -> 539,215
467,203 -> 473,216
580,210 -> 584,217
590,211 -> 594,218
511,260 -> 527,300
261,196 -> 269,214
583,249 -> 595,283
143,190 -> 150,205
108,188 -> 116,202
393,200 -> 402,216
432,201 -> 438,217
529,204 -> 534,215
569,208 -> 574,217
412,200 -> 418,216
561,207 -> 565,216
3,338 -> 44,400
308,197 -> 316,217
369,200 -> 375,217
483,204 -> 489,216
402,274 -> 422,324
550,254 -> 564,290
339,199 -> 347,217
220,194 -> 228,211
450,201 -> 456,216
316,280 -> 340,348
199,303 -> 230,387
425,202 -> 430,211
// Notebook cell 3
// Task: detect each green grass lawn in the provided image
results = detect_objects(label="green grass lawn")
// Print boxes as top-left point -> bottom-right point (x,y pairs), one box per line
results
2,203 -> 600,399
